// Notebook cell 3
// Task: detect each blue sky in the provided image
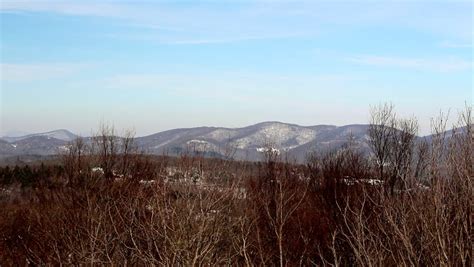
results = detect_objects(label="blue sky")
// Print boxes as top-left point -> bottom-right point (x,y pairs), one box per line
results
0,0 -> 472,136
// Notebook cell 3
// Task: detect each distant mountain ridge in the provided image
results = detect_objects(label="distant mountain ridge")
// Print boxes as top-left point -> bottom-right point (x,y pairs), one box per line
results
1,122 -> 458,162
131,122 -> 368,161
1,129 -> 77,143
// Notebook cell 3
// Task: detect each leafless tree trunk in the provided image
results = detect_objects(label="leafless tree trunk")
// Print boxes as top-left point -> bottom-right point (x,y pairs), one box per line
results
368,103 -> 396,181
387,117 -> 418,193
63,136 -> 88,183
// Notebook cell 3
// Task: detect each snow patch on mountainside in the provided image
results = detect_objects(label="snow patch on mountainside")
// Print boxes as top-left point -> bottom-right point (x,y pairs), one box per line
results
58,145 -> 70,151
187,140 -> 209,145
232,122 -> 316,149
186,139 -> 219,152
151,131 -> 192,149
256,147 -> 281,155
3,130 -> 77,143
204,129 -> 238,142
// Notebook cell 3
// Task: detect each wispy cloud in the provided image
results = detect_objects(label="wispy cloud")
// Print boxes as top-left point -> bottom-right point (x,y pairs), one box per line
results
0,1 -> 127,18
2,1 -> 471,46
107,32 -> 309,45
0,63 -> 88,82
439,40 -> 472,49
1,1 -> 317,44
347,55 -> 472,72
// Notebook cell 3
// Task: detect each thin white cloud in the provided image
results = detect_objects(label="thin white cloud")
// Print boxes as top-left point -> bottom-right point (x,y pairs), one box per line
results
0,63 -> 88,82
348,55 -> 472,72
1,1 -> 317,44
119,32 -> 309,45
439,40 -> 472,48
0,1 -> 127,18
2,1 -> 471,45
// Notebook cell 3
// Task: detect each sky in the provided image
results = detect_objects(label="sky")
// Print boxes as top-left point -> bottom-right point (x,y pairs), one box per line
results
0,0 -> 472,137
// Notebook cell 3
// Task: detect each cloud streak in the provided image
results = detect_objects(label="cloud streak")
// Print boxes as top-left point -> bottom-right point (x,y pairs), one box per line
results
0,1 -> 127,18
3,1 -> 470,46
439,41 -> 472,49
0,63 -> 89,82
347,55 -> 472,72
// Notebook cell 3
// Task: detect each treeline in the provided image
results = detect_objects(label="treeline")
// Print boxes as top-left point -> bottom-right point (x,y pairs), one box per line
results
0,164 -> 64,187
0,104 -> 472,266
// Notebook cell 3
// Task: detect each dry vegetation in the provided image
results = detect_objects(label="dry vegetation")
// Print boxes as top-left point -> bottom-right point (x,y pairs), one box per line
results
0,105 -> 472,266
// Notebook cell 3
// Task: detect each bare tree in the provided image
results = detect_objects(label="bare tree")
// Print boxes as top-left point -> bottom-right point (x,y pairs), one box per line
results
428,111 -> 449,182
413,137 -> 429,181
252,154 -> 308,267
92,123 -> 119,179
369,104 -> 420,193
62,136 -> 88,183
119,129 -> 137,177
386,117 -> 419,192
368,103 -> 396,181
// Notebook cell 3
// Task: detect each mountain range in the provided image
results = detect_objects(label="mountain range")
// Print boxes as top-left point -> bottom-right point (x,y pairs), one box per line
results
0,122 -> 427,162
